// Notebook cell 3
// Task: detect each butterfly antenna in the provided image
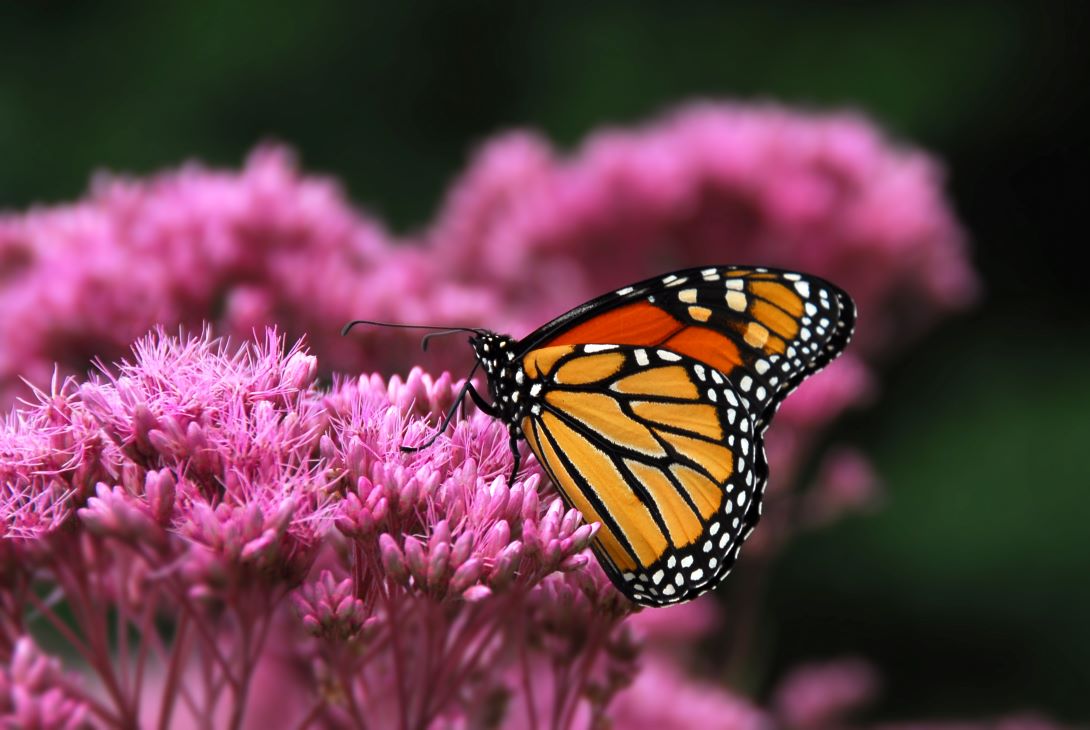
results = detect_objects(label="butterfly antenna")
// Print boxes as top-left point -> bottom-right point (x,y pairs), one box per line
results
341,319 -> 483,338
401,361 -> 483,453
421,328 -> 477,351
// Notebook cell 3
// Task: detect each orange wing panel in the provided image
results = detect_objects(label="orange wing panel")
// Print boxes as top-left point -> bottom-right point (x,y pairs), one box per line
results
544,302 -> 684,348
663,326 -> 743,376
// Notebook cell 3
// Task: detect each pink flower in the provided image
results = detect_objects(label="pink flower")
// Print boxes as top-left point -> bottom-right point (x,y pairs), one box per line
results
0,328 -> 635,728
872,716 -> 1073,730
425,103 -> 976,356
0,637 -> 89,730
608,656 -> 769,730
772,657 -> 880,729
801,447 -> 885,527
2,103 -> 974,435
627,594 -> 722,644
291,570 -> 369,640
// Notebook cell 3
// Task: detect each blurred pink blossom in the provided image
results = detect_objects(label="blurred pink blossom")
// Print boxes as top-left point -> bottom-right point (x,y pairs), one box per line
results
627,594 -> 722,644
425,103 -> 976,354
772,656 -> 881,729
801,447 -> 886,527
0,637 -> 89,730
873,716 -> 1073,730
608,656 -> 769,730
2,105 -> 974,432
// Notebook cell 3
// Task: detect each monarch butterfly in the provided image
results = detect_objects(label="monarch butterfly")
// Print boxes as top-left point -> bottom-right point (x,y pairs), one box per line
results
344,266 -> 855,606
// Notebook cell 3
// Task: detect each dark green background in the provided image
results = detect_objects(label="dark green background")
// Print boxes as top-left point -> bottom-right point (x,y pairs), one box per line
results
2,1 -> 1086,722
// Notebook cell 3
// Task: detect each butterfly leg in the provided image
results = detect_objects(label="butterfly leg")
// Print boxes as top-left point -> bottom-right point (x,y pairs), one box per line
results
401,379 -> 497,453
463,381 -> 520,485
466,382 -> 500,417
506,430 -> 521,487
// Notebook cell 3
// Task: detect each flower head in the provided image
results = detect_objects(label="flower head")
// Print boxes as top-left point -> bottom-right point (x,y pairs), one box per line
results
1,328 -> 635,728
0,637 -> 89,730
772,657 -> 880,730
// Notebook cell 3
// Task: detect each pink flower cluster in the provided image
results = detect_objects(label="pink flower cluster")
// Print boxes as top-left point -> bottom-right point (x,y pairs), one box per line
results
0,329 -> 635,728
0,105 -> 978,593
0,637 -> 88,730
2,101 -> 1036,728
0,103 -> 973,419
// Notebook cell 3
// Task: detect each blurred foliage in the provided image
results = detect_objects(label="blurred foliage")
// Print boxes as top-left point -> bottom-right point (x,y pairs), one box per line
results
2,0 -> 1086,722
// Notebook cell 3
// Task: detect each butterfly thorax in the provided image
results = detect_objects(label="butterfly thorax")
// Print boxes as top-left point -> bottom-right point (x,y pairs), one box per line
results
469,331 -> 529,431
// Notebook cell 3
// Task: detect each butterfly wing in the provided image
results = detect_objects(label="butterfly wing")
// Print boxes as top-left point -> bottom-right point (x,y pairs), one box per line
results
520,266 -> 856,434
518,344 -> 760,605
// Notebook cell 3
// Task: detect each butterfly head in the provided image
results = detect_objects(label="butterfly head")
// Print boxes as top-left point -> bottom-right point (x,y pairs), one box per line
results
469,330 -> 525,422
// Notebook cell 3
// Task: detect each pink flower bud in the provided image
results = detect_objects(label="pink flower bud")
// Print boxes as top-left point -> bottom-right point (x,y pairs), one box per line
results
462,585 -> 493,602
319,434 -> 336,462
521,485 -> 540,521
489,540 -> 522,589
486,475 -> 510,516
426,541 -> 452,593
240,528 -> 278,562
560,507 -> 582,536
145,428 -> 175,458
78,483 -> 162,546
480,520 -> 510,557
559,554 -> 590,572
449,558 -> 484,595
144,469 -> 176,524
335,493 -> 370,538
128,403 -> 160,454
569,523 -> 598,552
450,530 -> 475,567
378,534 -> 409,585
403,536 -> 428,587
429,519 -> 451,552
282,351 -> 318,390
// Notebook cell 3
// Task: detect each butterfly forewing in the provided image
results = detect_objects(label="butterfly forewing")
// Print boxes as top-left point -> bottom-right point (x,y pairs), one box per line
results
523,266 -> 856,434
517,344 -> 760,606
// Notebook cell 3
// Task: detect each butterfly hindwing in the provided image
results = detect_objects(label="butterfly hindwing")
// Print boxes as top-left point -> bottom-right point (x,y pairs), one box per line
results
521,266 -> 856,433
517,344 -> 762,606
